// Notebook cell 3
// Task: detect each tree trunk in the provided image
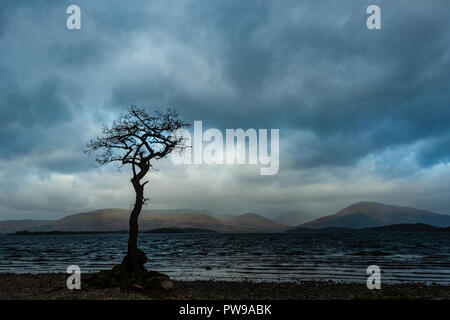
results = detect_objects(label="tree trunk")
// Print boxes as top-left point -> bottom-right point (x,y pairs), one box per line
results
121,178 -> 148,270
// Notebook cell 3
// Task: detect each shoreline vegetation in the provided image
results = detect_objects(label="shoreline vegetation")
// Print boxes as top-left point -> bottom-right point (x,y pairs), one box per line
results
0,273 -> 448,300
8,223 -> 450,235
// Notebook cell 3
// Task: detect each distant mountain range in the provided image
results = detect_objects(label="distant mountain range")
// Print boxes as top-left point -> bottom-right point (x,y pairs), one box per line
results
298,202 -> 450,229
0,209 -> 287,234
1,202 -> 449,234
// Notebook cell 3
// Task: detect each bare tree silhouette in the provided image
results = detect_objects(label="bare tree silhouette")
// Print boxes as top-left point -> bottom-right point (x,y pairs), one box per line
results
85,106 -> 189,273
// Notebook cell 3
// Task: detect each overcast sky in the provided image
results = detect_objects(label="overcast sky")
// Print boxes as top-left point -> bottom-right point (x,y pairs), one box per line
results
1,0 -> 450,220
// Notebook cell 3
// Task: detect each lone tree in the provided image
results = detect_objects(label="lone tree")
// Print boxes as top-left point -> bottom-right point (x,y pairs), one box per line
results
85,106 -> 189,273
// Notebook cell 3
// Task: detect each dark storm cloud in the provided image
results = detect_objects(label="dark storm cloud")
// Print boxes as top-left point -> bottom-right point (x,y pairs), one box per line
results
1,0 -> 449,170
0,70 -> 72,158
102,0 -> 450,170
0,0 -> 115,171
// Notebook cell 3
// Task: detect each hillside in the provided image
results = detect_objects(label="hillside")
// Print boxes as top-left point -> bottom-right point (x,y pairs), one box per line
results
273,211 -> 316,226
299,202 -> 450,229
226,213 -> 288,232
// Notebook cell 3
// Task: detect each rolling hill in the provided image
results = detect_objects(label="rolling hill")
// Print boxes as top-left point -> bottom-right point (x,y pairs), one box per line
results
298,202 -> 450,229
226,213 -> 287,232
273,211 -> 316,226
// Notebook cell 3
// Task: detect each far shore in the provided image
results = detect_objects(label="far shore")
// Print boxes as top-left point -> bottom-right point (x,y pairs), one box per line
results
0,273 -> 448,300
4,222 -> 450,235
9,228 -> 217,235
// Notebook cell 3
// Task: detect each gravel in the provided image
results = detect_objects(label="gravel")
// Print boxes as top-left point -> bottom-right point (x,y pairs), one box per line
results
0,273 -> 449,300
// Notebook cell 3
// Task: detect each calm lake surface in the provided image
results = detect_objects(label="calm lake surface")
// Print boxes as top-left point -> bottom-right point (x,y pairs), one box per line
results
0,233 -> 449,284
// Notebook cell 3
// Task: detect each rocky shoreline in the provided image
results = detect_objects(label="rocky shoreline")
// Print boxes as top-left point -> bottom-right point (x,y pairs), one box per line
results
0,273 -> 448,300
